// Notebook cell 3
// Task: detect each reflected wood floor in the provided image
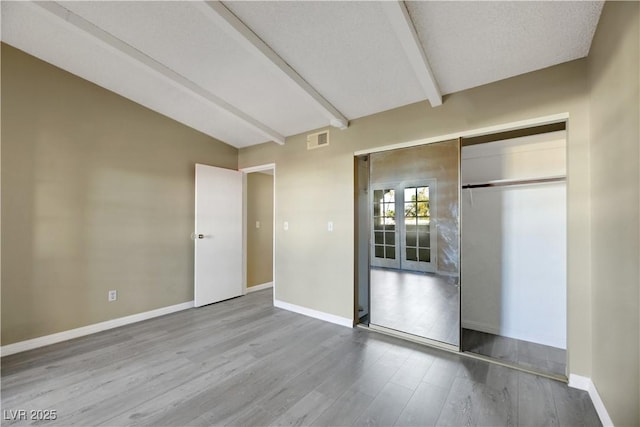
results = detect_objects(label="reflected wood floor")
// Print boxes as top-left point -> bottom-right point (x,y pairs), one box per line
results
370,268 -> 459,345
1,289 -> 600,427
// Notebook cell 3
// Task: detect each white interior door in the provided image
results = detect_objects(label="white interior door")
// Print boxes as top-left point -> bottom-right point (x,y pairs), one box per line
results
194,164 -> 242,307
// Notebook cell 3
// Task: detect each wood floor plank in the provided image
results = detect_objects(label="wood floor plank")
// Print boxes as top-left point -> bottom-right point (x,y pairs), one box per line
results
348,352 -> 406,398
456,356 -> 519,397
312,341 -> 390,399
311,390 -> 374,427
434,377 -> 478,427
159,322 -> 340,426
437,377 -> 517,427
101,351 -> 259,427
1,289 -> 602,427
394,382 -> 449,427
353,382 -> 413,427
2,351 -> 195,423
548,378 -> 602,427
224,335 -> 361,426
43,357 -> 198,426
421,352 -> 460,390
389,351 -> 436,391
271,390 -> 336,427
517,371 -> 559,427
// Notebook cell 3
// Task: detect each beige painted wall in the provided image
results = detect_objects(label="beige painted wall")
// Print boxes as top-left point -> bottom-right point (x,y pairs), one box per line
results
587,2 -> 640,426
240,57 -> 592,377
246,172 -> 273,287
1,44 -> 238,345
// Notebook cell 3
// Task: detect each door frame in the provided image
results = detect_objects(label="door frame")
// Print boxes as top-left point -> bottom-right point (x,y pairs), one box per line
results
240,163 -> 276,301
354,112 -> 569,372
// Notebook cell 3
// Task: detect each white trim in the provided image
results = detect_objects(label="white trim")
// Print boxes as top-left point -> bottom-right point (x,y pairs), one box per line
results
354,113 -> 569,156
33,1 -> 285,145
240,163 -> 277,174
568,374 -> 614,427
242,171 -> 248,295
274,299 -> 353,328
240,163 -> 277,304
568,374 -> 591,390
246,282 -> 273,293
0,301 -> 194,357
380,1 -> 442,107
272,168 -> 277,302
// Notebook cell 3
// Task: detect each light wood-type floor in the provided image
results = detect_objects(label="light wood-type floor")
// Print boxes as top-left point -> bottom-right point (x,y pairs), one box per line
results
1,289 -> 600,427
370,268 -> 460,345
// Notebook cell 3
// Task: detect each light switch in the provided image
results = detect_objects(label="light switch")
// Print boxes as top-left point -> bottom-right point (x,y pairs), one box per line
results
328,221 -> 333,232
256,221 -> 260,229
284,221 -> 289,231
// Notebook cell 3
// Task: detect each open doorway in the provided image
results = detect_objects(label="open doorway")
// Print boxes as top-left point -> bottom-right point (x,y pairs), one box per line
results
242,165 -> 275,297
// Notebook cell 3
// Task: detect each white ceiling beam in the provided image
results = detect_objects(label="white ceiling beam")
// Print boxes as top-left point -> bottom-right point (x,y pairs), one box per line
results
33,1 -> 286,145
196,1 -> 349,130
381,1 -> 442,107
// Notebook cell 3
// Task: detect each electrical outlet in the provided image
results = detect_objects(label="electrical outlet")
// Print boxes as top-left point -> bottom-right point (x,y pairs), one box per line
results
108,290 -> 117,302
328,221 -> 333,232
256,221 -> 260,229
284,221 -> 289,231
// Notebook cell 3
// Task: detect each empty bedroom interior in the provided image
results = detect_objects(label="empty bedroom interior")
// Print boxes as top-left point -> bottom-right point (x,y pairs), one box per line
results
1,1 -> 639,426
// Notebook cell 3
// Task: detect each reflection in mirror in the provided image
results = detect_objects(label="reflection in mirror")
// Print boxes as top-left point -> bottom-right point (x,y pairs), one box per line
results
368,139 -> 460,346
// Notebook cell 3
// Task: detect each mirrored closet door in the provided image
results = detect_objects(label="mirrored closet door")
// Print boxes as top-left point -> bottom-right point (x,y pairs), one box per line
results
367,139 -> 461,347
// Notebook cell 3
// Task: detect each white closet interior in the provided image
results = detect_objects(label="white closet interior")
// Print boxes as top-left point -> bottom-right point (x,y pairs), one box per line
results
461,130 -> 567,366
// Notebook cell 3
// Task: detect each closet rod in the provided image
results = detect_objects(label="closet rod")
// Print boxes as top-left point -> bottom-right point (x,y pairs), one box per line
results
461,176 -> 566,189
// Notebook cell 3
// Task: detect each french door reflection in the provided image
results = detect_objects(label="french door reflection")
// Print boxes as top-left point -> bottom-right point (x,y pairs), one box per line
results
369,140 -> 460,346
402,183 -> 435,273
372,188 -> 398,269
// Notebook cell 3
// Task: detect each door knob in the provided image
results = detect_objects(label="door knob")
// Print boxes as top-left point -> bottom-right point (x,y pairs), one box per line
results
198,234 -> 204,239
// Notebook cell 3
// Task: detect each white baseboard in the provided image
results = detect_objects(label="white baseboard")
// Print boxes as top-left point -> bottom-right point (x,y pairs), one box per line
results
0,301 -> 194,357
568,374 -> 614,426
246,281 -> 273,293
274,299 -> 353,328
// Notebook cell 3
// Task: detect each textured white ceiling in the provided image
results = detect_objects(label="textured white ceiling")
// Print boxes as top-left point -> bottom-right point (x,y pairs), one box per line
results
406,1 -> 604,95
1,1 -> 604,148
224,1 -> 427,120
60,1 -> 328,137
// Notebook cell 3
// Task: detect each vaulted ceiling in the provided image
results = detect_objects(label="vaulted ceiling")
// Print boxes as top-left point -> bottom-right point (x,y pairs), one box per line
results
1,1 -> 604,148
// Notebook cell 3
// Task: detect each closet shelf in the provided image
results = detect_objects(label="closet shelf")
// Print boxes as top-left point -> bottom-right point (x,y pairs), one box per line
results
461,175 -> 566,189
